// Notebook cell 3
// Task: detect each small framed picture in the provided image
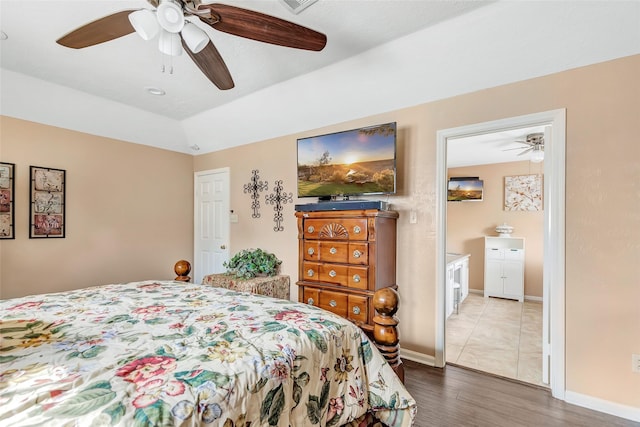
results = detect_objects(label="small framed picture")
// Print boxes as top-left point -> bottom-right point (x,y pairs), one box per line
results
0,162 -> 15,239
504,174 -> 543,211
30,166 -> 66,238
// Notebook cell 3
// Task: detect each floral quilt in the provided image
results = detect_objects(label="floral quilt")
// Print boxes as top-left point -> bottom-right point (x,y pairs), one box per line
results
0,281 -> 416,426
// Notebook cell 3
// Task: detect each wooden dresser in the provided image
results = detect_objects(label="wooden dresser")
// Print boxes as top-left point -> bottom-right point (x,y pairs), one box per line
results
295,208 -> 398,332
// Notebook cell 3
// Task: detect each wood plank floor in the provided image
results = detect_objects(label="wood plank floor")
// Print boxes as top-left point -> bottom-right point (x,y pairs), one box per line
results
403,360 -> 639,426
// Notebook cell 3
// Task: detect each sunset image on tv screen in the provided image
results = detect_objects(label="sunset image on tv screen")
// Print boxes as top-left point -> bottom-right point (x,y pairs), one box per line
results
297,123 -> 396,198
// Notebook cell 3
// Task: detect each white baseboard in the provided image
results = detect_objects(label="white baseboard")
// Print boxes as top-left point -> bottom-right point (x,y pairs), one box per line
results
564,391 -> 640,422
469,288 -> 543,302
400,348 -> 435,366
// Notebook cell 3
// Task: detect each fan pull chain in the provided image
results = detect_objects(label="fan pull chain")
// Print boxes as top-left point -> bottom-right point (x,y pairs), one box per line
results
160,59 -> 174,75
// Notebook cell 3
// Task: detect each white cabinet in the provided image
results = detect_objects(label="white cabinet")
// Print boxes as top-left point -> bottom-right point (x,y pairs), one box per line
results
446,253 -> 470,317
484,237 -> 524,302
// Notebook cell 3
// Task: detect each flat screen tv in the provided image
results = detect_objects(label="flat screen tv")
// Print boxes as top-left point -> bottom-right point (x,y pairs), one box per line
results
297,122 -> 397,198
447,177 -> 483,201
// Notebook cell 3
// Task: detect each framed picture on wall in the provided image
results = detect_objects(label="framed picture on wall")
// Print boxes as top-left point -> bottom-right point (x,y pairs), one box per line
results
0,162 -> 15,239
30,166 -> 66,238
504,174 -> 543,211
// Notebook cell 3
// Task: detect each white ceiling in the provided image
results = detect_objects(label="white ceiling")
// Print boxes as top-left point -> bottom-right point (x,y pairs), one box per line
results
447,125 -> 547,168
1,1 -> 639,156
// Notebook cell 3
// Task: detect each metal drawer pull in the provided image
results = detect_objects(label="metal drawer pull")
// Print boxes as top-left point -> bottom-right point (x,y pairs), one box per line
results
329,270 -> 337,278
329,300 -> 337,307
353,226 -> 361,234
352,306 -> 361,315
329,247 -> 337,254
352,250 -> 361,258
307,248 -> 315,255
307,269 -> 315,277
353,274 -> 361,283
307,298 -> 314,305
307,226 -> 315,233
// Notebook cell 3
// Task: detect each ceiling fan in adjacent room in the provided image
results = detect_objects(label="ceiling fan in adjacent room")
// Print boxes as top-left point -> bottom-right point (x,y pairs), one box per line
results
503,132 -> 545,163
56,0 -> 327,90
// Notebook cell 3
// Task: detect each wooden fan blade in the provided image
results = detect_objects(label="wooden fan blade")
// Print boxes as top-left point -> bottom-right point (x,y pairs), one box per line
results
183,39 -> 235,90
197,3 -> 327,51
57,10 -> 137,48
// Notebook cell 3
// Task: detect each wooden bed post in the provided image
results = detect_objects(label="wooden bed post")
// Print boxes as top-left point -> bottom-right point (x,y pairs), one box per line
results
373,287 -> 404,382
174,260 -> 192,282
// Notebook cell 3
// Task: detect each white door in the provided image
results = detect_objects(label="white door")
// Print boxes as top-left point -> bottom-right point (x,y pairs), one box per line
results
194,168 -> 230,284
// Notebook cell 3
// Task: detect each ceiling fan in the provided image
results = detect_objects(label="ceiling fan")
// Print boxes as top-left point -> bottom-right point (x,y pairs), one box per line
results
56,0 -> 327,90
503,132 -> 545,162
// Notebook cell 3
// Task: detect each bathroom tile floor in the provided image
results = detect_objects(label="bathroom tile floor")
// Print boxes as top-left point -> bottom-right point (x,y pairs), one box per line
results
445,292 -> 547,387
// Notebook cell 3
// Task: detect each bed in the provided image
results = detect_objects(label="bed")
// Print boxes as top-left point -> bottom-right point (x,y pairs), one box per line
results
0,278 -> 416,426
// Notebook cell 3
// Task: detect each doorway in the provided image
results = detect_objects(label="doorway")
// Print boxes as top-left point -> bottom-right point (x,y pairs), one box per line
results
435,110 -> 566,400
194,168 -> 231,284
445,125 -> 546,387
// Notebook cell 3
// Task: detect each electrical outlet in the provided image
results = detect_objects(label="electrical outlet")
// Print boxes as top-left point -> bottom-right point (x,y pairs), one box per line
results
632,354 -> 640,373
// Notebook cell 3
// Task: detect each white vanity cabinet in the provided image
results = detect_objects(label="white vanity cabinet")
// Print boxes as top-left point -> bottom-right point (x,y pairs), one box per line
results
446,253 -> 470,317
484,237 -> 525,302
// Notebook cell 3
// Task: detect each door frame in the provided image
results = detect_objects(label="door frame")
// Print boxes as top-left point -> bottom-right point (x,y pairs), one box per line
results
435,109 -> 566,399
193,167 -> 230,285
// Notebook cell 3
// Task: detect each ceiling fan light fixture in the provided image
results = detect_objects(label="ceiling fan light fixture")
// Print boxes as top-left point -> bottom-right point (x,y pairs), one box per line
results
158,30 -> 182,56
182,22 -> 209,53
129,10 -> 159,41
157,0 -> 185,33
530,145 -> 544,163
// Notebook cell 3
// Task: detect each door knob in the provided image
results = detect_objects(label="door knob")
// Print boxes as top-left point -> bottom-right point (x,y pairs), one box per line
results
220,245 -> 226,249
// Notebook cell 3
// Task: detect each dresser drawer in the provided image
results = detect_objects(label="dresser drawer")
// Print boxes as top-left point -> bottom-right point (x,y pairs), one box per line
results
304,218 -> 368,241
347,266 -> 368,289
319,264 -> 349,285
348,294 -> 369,324
319,290 -> 348,317
348,243 -> 368,265
303,241 -> 350,262
302,262 -> 349,286
319,242 -> 349,263
303,288 -> 320,306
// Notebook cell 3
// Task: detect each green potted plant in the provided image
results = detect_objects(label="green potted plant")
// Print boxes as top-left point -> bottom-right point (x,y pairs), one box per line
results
223,248 -> 282,280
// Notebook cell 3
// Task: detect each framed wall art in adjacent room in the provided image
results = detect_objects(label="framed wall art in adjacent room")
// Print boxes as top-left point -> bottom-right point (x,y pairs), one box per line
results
0,162 -> 15,239
30,166 -> 66,238
504,173 -> 543,211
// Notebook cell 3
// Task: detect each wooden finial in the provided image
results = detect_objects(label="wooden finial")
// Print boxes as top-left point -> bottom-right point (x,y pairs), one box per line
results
373,287 -> 404,382
174,260 -> 191,282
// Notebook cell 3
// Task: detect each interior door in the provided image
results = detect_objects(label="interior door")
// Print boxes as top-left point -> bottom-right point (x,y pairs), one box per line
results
194,168 -> 230,284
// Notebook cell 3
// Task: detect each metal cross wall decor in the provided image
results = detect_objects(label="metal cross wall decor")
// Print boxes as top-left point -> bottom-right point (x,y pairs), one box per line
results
243,170 -> 268,218
265,180 -> 293,232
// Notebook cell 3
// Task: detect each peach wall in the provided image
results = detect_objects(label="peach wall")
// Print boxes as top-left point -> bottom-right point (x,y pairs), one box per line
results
447,162 -> 544,298
194,55 -> 640,410
0,117 -> 194,298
